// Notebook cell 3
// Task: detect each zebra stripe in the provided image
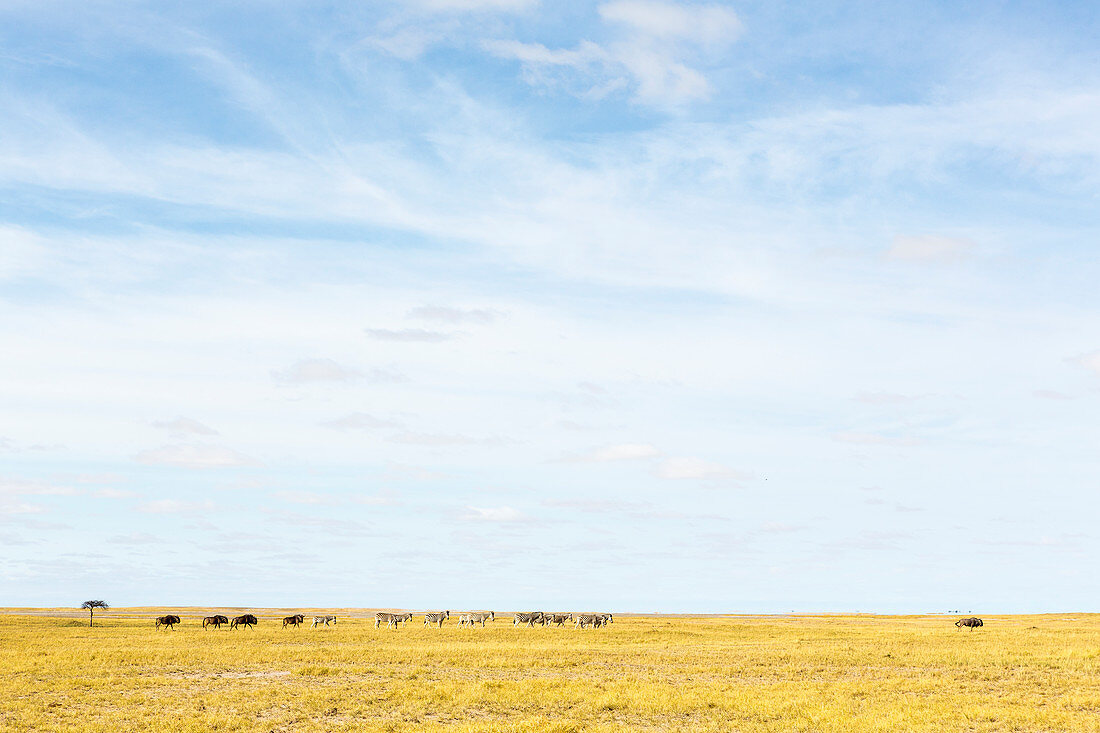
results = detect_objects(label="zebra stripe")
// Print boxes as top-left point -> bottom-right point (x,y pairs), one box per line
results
424,610 -> 450,627
459,611 -> 494,627
547,613 -> 572,626
513,611 -> 545,627
574,613 -> 612,629
375,612 -> 412,629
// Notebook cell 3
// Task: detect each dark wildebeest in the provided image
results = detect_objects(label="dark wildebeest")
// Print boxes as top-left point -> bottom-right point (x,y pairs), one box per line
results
230,613 -> 258,630
283,614 -> 305,629
155,614 -> 181,630
955,617 -> 983,630
203,614 -> 229,629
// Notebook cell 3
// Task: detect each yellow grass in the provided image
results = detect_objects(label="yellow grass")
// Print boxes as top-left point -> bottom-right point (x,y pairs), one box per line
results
2,611 -> 1098,732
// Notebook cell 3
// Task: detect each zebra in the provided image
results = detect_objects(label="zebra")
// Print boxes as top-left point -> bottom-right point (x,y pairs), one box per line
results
513,611 -> 544,627
547,613 -> 572,627
458,611 -> 494,627
574,613 -> 611,629
310,615 -> 337,628
203,614 -> 228,629
375,612 -> 412,629
424,610 -> 450,628
955,617 -> 983,630
155,614 -> 181,630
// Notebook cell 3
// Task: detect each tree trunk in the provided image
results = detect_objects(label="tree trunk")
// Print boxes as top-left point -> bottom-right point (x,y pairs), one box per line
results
89,608 -> 93,627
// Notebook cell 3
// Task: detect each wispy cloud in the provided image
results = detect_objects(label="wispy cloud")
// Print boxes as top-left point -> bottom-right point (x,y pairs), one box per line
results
460,505 -> 528,522
138,499 -> 216,514
562,443 -> 661,462
321,412 -> 404,430
152,416 -> 219,436
134,444 -> 256,469
654,457 -> 744,481
364,327 -> 451,342
832,432 -> 924,447
887,235 -> 975,262
272,359 -> 366,384
407,305 -> 499,324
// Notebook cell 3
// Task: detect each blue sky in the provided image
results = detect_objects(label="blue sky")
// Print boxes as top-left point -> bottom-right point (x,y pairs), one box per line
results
1,0 -> 1099,612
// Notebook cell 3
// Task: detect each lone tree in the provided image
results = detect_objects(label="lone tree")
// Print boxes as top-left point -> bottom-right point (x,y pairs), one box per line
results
80,600 -> 109,627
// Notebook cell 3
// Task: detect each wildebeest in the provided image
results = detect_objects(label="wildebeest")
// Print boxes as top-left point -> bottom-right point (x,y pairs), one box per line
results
955,617 -> 983,630
155,614 -> 181,630
283,614 -> 305,628
310,615 -> 337,628
230,614 -> 258,630
203,615 -> 228,629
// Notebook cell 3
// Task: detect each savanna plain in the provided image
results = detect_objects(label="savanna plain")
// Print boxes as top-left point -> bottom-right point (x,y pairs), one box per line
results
2,610 -> 1098,732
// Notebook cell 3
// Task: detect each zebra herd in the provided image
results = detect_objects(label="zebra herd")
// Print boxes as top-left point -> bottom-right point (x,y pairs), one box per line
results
153,612 -> 979,631
373,611 -> 612,629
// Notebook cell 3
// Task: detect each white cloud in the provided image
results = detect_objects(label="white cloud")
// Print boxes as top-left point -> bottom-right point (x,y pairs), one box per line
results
134,444 -> 255,469
484,2 -> 740,105
93,488 -> 137,499
138,499 -> 215,514
655,457 -> 741,480
321,412 -> 403,430
407,305 -> 499,324
0,478 -> 79,497
414,0 -> 536,11
567,443 -> 661,462
1070,351 -> 1100,375
598,1 -> 743,46
152,416 -> 219,436
0,500 -> 45,515
887,235 -> 975,262
274,490 -> 334,505
364,327 -> 451,342
832,432 -> 924,447
388,432 -> 501,446
272,358 -> 365,383
460,505 -> 527,522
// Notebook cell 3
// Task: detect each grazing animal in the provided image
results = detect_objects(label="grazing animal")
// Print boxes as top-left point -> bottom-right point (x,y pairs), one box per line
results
310,615 -> 337,628
424,610 -> 450,628
203,615 -> 228,629
547,613 -> 573,627
283,614 -> 305,628
462,611 -> 494,627
513,611 -> 544,628
574,613 -> 611,629
155,614 -> 181,630
375,612 -> 412,629
955,617 -> 983,630
230,614 -> 258,630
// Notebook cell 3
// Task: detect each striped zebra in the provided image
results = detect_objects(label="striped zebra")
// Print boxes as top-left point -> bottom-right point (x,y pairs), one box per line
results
459,611 -> 494,627
547,613 -> 572,627
375,612 -> 412,629
310,615 -> 337,628
574,613 -> 612,629
424,610 -> 450,628
513,611 -> 544,627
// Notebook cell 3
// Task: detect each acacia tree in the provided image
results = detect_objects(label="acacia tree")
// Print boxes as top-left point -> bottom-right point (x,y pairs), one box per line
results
80,600 -> 109,627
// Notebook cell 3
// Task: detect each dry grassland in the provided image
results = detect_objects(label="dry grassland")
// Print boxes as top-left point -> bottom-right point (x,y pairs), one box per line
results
1,611 -> 1098,732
